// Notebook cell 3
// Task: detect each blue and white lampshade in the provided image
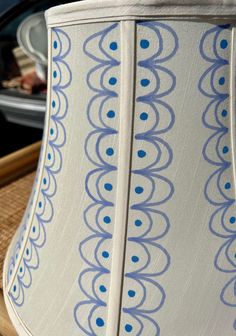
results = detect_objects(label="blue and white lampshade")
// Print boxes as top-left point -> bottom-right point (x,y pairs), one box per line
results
3,1 -> 236,335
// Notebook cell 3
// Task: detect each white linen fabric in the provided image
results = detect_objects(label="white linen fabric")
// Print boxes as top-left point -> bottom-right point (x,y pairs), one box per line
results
3,1 -> 236,335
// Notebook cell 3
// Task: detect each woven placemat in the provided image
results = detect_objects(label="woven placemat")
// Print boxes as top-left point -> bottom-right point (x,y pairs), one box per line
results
0,171 -> 35,289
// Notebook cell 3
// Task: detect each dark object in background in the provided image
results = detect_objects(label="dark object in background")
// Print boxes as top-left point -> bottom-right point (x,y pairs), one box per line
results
0,41 -> 20,84
0,0 -> 79,157
0,0 -> 21,14
0,0 -> 78,84
0,113 -> 42,157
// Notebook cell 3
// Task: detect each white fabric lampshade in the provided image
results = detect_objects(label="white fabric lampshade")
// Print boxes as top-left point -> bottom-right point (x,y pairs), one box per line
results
3,1 -> 236,335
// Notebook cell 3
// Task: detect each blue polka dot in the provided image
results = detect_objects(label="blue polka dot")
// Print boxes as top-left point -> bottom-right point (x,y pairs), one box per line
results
48,153 -> 51,160
53,70 -> 57,78
110,42 -> 118,50
104,183 -> 113,191
141,79 -> 150,87
26,248 -> 29,256
225,182 -> 231,189
43,178 -> 47,185
102,251 -> 109,258
135,186 -> 144,194
230,216 -> 236,224
107,110 -> 115,118
135,219 -> 142,227
128,290 -> 136,297
20,267 -> 23,273
223,146 -> 229,154
13,285 -> 16,292
96,318 -> 104,327
125,324 -> 133,332
103,216 -> 111,224
219,77 -> 225,85
220,39 -> 228,49
39,201 -> 42,208
109,77 -> 117,85
131,255 -> 139,263
106,148 -> 114,156
16,254 -> 18,259
221,109 -> 227,117
140,112 -> 148,120
53,41 -> 57,49
137,150 -> 146,158
10,270 -> 12,275
50,128 -> 54,135
32,226 -> 36,233
52,100 -> 56,108
140,39 -> 150,49
99,285 -> 107,292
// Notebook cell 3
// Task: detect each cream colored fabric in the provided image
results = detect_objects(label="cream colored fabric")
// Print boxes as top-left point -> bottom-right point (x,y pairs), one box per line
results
3,1 -> 236,335
45,0 -> 236,26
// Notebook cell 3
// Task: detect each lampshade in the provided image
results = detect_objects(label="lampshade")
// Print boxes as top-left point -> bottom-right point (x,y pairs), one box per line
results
3,1 -> 236,335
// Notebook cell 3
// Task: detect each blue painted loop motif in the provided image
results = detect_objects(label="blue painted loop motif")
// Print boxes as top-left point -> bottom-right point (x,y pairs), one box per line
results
74,23 -> 120,335
199,24 -> 236,330
7,148 -> 44,285
121,21 -> 178,335
8,28 -> 72,307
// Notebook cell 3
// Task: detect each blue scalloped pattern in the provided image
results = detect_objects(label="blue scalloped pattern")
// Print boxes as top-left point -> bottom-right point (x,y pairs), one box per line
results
199,24 -> 236,330
8,28 -> 72,307
7,145 -> 44,284
74,23 -> 120,335
121,21 -> 178,335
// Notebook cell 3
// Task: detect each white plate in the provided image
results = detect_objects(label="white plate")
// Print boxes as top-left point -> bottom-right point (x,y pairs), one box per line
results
17,12 -> 47,66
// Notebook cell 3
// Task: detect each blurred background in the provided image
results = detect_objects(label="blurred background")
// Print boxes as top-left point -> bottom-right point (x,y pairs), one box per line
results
0,0 -> 77,158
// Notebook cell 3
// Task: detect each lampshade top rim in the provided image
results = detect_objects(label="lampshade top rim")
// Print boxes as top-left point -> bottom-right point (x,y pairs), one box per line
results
45,0 -> 236,27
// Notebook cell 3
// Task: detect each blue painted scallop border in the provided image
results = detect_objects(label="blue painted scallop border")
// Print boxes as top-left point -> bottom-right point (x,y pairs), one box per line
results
8,28 -> 72,307
200,24 -> 236,330
121,21 -> 178,335
74,23 -> 120,335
